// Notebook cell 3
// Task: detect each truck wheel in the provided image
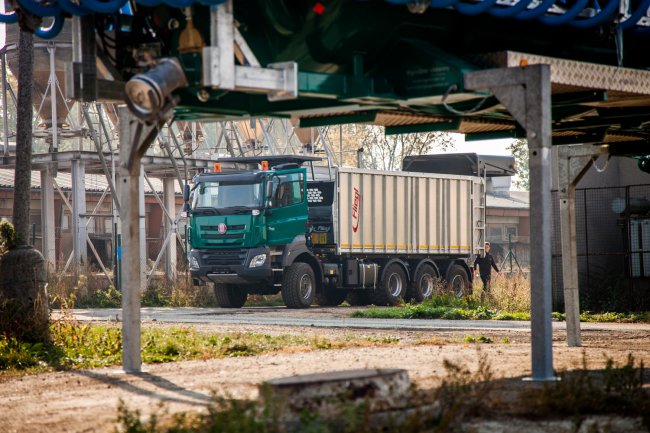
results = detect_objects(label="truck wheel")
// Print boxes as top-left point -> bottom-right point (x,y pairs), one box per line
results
446,265 -> 470,297
214,284 -> 247,308
346,291 -> 373,306
316,290 -> 348,306
409,264 -> 436,303
282,262 -> 315,309
371,263 -> 407,306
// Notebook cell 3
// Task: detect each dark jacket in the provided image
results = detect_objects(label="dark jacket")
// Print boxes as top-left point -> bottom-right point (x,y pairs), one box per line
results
474,252 -> 499,276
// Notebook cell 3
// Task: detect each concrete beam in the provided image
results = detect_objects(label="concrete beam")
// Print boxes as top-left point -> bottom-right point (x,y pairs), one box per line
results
163,177 -> 177,282
71,159 -> 87,271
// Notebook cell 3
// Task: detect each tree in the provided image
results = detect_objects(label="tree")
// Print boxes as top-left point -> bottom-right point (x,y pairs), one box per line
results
342,124 -> 455,171
507,138 -> 529,191
0,15 -> 49,343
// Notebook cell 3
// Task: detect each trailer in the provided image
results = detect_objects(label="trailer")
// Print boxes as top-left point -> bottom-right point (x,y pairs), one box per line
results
186,156 -> 484,308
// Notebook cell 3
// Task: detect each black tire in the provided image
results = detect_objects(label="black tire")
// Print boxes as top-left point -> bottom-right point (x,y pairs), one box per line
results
214,284 -> 248,308
446,264 -> 470,298
282,262 -> 316,309
371,263 -> 407,306
316,290 -> 348,306
346,291 -> 373,306
409,264 -> 437,303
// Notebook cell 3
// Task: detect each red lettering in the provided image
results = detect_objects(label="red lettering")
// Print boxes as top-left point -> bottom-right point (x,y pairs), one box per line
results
352,187 -> 361,233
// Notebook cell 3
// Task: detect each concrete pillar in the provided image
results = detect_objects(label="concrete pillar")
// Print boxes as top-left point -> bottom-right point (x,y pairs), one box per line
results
71,159 -> 87,271
139,165 -> 147,292
118,107 -> 161,373
465,65 -> 555,381
556,144 -> 607,347
40,166 -> 56,273
118,109 -> 142,373
163,177 -> 177,282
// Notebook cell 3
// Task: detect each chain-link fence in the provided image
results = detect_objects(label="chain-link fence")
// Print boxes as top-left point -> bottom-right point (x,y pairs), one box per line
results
552,185 -> 650,311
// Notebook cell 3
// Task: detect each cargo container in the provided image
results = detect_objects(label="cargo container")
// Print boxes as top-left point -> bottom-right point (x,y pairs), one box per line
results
186,156 -> 485,308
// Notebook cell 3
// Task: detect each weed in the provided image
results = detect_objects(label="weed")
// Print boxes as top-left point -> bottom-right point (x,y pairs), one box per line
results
532,353 -> 649,427
463,335 -> 493,344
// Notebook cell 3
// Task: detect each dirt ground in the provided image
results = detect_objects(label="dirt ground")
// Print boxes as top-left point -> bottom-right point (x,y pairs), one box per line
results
1,317 -> 649,433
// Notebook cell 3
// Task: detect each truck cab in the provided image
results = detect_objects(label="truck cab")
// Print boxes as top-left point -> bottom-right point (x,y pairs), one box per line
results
186,156 -> 321,308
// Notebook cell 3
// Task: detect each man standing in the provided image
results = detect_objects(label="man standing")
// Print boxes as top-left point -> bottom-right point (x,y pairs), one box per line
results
473,242 -> 500,301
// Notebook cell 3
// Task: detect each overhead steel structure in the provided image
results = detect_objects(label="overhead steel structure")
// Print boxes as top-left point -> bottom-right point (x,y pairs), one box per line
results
5,0 -> 650,376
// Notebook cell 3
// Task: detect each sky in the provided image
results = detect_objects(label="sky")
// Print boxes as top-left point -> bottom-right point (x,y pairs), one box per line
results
447,133 -> 514,157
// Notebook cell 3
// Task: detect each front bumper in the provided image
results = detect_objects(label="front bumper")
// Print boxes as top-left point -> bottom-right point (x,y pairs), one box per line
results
189,246 -> 273,284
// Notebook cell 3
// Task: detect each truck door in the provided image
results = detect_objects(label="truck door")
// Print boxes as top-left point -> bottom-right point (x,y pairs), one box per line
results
267,169 -> 308,246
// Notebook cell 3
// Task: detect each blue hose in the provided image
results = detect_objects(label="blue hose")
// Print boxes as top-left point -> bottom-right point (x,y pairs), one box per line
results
34,13 -> 64,39
538,0 -> 590,26
571,0 -> 620,28
515,0 -> 557,20
58,0 -> 89,15
488,0 -> 534,18
82,0 -> 128,14
455,0 -> 499,16
619,0 -> 650,30
430,0 -> 461,7
16,0 -> 61,17
134,0 -> 163,7
0,11 -> 18,23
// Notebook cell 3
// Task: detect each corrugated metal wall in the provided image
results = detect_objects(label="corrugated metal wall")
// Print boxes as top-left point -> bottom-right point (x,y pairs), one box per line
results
336,167 -> 474,256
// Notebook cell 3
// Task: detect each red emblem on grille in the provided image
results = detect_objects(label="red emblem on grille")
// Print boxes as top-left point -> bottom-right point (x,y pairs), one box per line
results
218,223 -> 227,234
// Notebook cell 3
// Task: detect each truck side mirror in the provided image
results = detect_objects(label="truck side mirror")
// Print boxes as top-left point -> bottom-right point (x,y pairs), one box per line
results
183,183 -> 191,212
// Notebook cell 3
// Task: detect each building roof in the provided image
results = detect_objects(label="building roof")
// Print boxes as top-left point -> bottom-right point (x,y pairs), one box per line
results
486,190 -> 529,209
0,169 -> 176,194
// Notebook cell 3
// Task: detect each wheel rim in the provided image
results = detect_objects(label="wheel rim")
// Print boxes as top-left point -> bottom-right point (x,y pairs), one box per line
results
387,272 -> 403,297
299,274 -> 313,300
419,274 -> 434,298
450,274 -> 465,297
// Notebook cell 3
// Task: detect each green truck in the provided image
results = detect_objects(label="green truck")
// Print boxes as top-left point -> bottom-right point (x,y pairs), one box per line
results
186,156 -> 484,308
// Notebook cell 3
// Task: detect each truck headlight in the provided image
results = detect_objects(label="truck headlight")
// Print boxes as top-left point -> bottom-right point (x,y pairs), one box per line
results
249,254 -> 267,268
190,256 -> 200,270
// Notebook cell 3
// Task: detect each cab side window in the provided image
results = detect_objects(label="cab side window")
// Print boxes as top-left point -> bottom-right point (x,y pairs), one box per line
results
272,173 -> 304,208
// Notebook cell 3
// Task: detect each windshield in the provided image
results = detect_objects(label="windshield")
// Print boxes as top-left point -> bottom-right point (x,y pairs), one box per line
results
192,181 -> 263,210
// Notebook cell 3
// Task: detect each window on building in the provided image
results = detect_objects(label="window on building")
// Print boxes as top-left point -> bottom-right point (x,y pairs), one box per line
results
505,226 -> 518,240
487,226 -> 502,242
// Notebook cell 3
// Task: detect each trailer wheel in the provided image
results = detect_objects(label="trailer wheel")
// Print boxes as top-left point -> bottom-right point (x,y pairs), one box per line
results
282,262 -> 315,309
214,284 -> 248,308
409,264 -> 436,303
371,263 -> 407,306
316,290 -> 348,306
446,265 -> 470,298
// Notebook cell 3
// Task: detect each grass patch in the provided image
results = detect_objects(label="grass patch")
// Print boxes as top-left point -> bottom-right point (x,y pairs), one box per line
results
352,272 -> 650,323
0,320 -> 403,375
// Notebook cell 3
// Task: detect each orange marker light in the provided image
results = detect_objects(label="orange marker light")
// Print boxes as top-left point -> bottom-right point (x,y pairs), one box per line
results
261,160 -> 269,170
213,163 -> 222,172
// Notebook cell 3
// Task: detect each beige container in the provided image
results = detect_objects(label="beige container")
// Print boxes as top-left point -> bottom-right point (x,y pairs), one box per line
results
336,167 -> 483,256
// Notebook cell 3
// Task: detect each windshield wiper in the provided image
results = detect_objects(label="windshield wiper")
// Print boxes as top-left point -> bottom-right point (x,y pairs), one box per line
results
220,206 -> 252,214
191,207 -> 222,216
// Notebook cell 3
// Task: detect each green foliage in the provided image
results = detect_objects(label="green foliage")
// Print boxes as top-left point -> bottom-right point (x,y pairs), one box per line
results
506,138 -> 529,191
463,335 -> 493,344
0,218 -> 15,252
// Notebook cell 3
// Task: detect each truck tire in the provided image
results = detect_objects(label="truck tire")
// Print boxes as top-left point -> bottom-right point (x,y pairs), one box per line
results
371,263 -> 407,306
316,290 -> 348,306
214,284 -> 247,308
282,262 -> 315,309
409,264 -> 436,303
446,265 -> 470,297
346,291 -> 373,306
